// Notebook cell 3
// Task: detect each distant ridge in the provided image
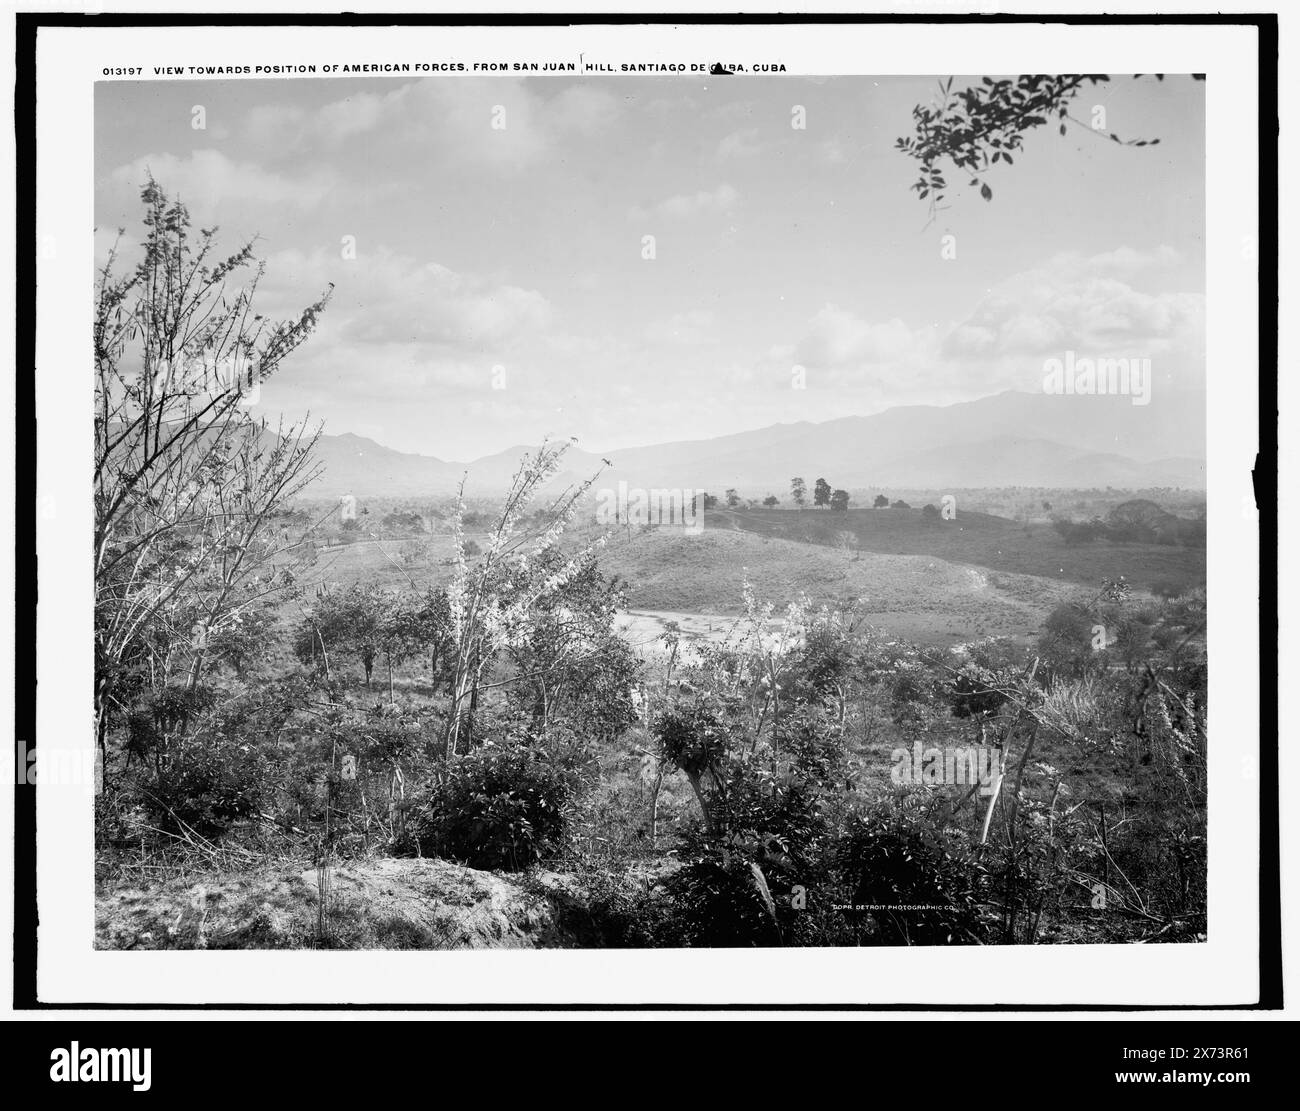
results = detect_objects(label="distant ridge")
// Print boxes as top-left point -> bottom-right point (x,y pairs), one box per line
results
298,388 -> 1207,497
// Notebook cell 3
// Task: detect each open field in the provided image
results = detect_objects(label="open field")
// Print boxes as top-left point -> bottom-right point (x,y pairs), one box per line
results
593,527 -> 1091,644
709,505 -> 1206,596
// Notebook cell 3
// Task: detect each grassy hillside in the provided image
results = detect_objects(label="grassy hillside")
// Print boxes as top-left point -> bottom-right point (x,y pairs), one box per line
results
589,526 -> 1092,644
709,505 -> 1205,596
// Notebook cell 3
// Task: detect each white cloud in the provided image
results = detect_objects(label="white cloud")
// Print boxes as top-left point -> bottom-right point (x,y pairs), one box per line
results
943,249 -> 1203,363
795,307 -> 921,367
549,86 -> 621,135
765,244 -> 1203,402
932,246 -> 1204,395
717,128 -> 763,159
244,103 -> 307,146
241,247 -> 565,444
646,309 -> 716,345
261,246 -> 552,352
1068,244 -> 1183,275
240,78 -> 619,172
106,149 -> 332,212
629,183 -> 739,222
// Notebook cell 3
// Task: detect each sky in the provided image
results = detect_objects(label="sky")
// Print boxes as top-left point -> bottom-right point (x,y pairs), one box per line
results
95,74 -> 1205,460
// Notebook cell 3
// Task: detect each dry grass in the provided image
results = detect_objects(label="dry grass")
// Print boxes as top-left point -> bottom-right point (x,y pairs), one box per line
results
95,857 -> 590,950
712,505 -> 1206,596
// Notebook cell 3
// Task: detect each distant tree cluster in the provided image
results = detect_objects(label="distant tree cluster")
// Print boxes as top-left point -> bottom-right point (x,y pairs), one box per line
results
787,476 -> 850,512
379,510 -> 426,537
700,479 -> 853,512
1052,500 -> 1205,548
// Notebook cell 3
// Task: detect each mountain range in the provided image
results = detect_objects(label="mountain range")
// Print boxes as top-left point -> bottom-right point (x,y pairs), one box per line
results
297,388 -> 1206,499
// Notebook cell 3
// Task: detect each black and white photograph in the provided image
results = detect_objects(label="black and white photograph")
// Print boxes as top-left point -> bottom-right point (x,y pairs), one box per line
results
88,64 -> 1215,951
17,11 -> 1278,1021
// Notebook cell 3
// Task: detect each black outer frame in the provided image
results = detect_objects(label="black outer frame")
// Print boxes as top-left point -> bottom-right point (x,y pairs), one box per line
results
12,9 -> 1279,1013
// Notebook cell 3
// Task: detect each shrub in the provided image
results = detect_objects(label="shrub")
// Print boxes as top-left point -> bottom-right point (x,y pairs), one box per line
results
945,638 -> 1025,718
140,734 -> 270,838
654,698 -> 729,785
1037,603 -> 1098,678
835,795 -> 990,945
656,699 -> 847,945
659,849 -> 786,946
1052,515 -> 1107,544
415,740 -> 587,870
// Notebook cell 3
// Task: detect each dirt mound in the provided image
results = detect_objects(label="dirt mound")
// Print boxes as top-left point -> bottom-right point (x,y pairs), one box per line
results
95,857 -> 588,950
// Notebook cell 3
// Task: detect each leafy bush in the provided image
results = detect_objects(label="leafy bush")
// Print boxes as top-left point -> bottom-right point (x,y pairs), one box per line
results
415,740 -> 587,870
1052,516 -> 1105,544
653,697 -> 730,786
1037,603 -> 1097,678
140,735 -> 270,838
659,849 -> 786,946
656,698 -> 848,945
835,795 -> 990,945
945,638 -> 1024,718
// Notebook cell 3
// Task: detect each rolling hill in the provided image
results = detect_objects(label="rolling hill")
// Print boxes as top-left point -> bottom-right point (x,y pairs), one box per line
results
297,388 -> 1206,498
